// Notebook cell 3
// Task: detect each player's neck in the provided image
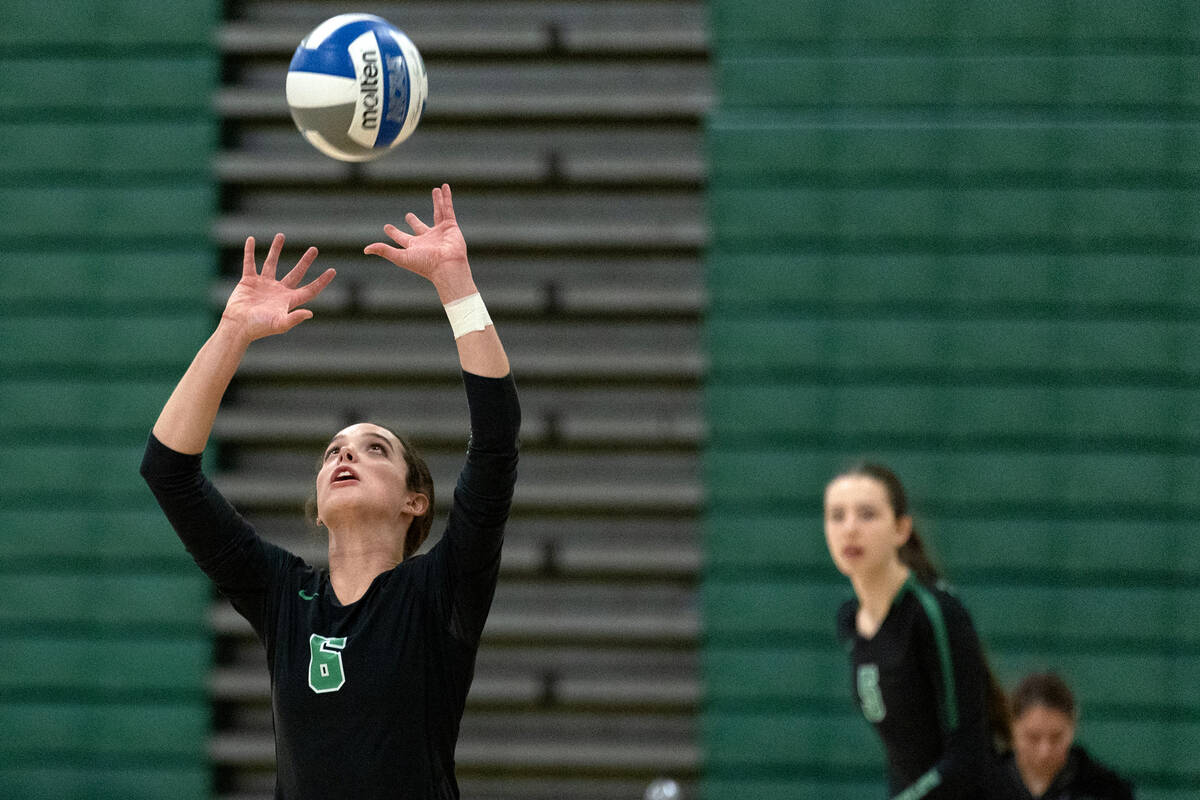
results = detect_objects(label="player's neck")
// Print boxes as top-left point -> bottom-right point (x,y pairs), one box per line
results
326,526 -> 405,604
852,562 -> 910,638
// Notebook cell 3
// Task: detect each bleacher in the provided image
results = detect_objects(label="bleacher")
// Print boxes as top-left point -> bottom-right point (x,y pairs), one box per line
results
208,2 -> 709,798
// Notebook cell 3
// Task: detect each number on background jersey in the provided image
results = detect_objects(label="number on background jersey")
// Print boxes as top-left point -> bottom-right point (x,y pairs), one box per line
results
857,663 -> 886,722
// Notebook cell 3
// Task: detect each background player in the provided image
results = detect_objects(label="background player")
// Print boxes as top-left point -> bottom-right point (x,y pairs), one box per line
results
1004,671 -> 1134,800
824,461 -> 1022,799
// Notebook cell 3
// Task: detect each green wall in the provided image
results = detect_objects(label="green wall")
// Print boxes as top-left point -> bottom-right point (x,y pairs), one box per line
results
702,2 -> 1200,798
0,2 -> 219,796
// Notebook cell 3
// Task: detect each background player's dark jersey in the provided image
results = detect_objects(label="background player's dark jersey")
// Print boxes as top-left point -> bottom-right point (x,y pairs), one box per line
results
1001,745 -> 1135,800
838,575 -> 1022,800
142,372 -> 520,799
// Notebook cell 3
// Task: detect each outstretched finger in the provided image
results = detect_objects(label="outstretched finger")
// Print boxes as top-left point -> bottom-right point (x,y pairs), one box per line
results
262,233 -> 285,280
384,223 -> 415,246
280,246 -> 319,288
404,213 -> 430,235
292,267 -> 337,306
363,242 -> 405,264
242,236 -> 258,279
278,308 -> 314,334
433,183 -> 456,226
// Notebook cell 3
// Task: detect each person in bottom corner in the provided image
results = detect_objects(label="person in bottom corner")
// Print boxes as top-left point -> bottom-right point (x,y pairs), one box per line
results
1004,671 -> 1135,800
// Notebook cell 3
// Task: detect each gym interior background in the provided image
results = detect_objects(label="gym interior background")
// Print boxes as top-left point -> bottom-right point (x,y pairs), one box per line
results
2,1 -> 1196,798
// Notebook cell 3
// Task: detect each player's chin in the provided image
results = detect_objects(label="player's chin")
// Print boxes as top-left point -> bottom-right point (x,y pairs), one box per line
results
829,557 -> 856,578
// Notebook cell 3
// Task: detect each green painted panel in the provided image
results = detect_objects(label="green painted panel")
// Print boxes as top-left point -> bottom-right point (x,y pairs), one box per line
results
969,585 -> 1200,648
991,651 -> 1200,712
3,635 -> 209,693
0,702 -> 208,757
0,187 -> 214,240
0,767 -> 208,800
705,317 -> 1200,378
0,251 -> 213,307
704,252 -> 1200,312
0,122 -> 216,175
1080,718 -> 1200,776
1,444 -> 176,506
1138,791 -> 1200,800
0,317 -> 209,373
716,55 -> 1200,109
703,578 -> 845,640
3,0 -> 217,46
706,117 -> 1200,178
706,185 -> 1199,245
0,572 -> 209,630
710,0 -> 1200,46
709,0 -> 1063,45
704,645 -> 851,702
704,511 -> 827,571
0,509 -> 184,563
705,383 -> 1200,445
930,518 -> 1200,578
0,58 -> 214,112
0,379 -> 178,436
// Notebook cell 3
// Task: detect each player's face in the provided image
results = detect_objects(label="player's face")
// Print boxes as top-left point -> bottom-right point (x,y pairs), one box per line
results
1012,704 -> 1075,787
823,474 -> 911,578
315,423 -> 415,527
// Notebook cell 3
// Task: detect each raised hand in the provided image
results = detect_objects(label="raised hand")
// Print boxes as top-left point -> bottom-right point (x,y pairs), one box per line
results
363,184 -> 476,302
223,233 -> 336,342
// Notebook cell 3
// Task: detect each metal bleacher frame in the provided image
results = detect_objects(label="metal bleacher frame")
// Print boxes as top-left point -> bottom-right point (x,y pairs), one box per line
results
209,2 -> 710,798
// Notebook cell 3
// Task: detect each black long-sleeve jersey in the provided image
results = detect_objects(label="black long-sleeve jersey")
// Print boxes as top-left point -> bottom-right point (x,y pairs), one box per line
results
1001,745 -> 1135,800
838,575 -> 1022,800
141,372 -> 520,799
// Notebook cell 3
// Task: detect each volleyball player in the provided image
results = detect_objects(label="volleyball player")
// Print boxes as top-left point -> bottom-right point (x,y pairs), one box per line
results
824,462 -> 1023,799
1004,672 -> 1134,800
140,184 -> 520,798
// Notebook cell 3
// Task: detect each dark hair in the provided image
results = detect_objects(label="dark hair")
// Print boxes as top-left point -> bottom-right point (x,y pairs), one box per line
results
306,426 -> 435,560
830,460 -> 1013,749
394,433 -> 434,558
1011,671 -> 1076,720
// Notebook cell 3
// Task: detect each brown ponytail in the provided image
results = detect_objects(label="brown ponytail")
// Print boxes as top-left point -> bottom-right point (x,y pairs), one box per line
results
899,530 -> 941,587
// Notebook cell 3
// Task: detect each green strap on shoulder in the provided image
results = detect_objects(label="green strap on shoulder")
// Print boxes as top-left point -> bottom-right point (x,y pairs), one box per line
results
907,576 -> 959,732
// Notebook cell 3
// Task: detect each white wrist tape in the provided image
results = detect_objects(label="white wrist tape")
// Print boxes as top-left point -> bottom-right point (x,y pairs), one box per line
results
443,292 -> 493,339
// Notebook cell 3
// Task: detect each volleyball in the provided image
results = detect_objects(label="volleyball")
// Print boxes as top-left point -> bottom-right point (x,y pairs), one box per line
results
286,14 -> 427,162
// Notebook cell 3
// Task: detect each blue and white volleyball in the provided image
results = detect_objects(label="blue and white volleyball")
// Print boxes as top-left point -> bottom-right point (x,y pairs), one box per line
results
286,14 -> 427,162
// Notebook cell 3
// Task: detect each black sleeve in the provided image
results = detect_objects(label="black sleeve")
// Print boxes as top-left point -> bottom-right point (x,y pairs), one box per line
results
435,371 -> 520,647
139,433 -> 281,636
893,593 -> 998,800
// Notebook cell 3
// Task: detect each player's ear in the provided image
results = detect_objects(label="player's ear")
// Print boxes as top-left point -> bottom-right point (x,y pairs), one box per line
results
895,514 -> 913,547
403,492 -> 429,517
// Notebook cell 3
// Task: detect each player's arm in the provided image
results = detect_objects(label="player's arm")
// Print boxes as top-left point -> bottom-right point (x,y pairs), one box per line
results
363,183 -> 510,379
152,234 -> 334,454
142,235 -> 332,621
894,596 -> 997,800
366,184 -> 519,644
